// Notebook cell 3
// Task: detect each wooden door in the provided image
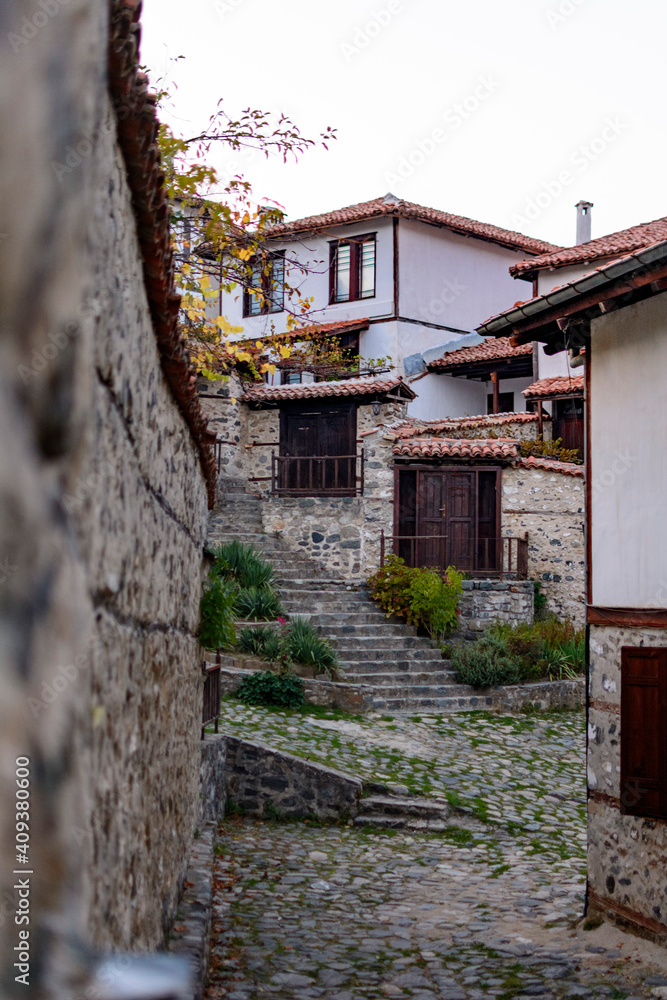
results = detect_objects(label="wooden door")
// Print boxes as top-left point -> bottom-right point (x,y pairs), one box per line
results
283,410 -> 320,491
445,472 -> 475,571
416,473 -> 447,569
280,402 -> 356,492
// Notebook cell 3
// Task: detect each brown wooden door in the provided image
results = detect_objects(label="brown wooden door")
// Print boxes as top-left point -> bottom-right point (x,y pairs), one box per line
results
416,472 -> 447,569
280,402 -> 356,492
445,472 -> 475,571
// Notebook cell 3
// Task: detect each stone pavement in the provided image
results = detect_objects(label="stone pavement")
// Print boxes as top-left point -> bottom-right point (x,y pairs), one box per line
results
204,705 -> 667,999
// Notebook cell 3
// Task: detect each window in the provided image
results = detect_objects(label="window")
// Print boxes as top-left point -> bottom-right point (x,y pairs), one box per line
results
243,252 -> 285,317
329,235 -> 376,303
487,391 -> 514,414
620,646 -> 667,819
277,401 -> 358,494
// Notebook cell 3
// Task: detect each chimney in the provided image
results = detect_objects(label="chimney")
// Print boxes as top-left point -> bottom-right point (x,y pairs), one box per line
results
575,200 -> 593,244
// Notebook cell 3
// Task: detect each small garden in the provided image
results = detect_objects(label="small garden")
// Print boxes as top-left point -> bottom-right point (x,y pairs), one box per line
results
199,541 -> 340,708
451,617 -> 585,689
366,555 -> 463,640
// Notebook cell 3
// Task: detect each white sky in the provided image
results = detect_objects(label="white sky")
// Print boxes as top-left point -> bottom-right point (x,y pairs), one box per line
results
141,0 -> 667,249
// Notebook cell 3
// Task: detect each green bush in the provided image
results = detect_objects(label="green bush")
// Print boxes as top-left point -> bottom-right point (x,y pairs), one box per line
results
236,671 -> 305,709
233,586 -> 284,621
208,540 -> 276,589
533,579 -> 548,614
237,625 -> 276,657
453,617 -> 585,688
199,577 -> 236,651
367,555 -> 463,638
287,616 -> 339,676
452,640 -> 525,688
519,436 -> 582,464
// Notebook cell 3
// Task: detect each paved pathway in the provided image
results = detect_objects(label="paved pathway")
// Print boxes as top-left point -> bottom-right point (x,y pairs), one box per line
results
205,704 -> 667,999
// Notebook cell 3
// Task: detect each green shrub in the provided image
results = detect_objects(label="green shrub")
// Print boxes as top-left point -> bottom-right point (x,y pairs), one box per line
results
452,639 -> 524,688
236,671 -> 305,709
237,625 -> 276,657
367,555 -> 462,638
519,436 -> 582,464
199,577 -> 236,651
208,540 -> 275,589
233,586 -> 284,621
533,579 -> 548,614
287,616 -> 339,676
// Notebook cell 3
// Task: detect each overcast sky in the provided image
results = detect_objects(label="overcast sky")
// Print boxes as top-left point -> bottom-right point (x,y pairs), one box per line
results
141,0 -> 667,249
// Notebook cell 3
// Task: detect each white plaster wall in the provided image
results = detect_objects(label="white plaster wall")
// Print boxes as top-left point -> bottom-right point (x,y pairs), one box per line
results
535,343 -> 575,380
218,218 -> 395,340
536,261 -> 616,296
398,219 -> 529,332
590,294 -> 667,607
407,373 -> 533,421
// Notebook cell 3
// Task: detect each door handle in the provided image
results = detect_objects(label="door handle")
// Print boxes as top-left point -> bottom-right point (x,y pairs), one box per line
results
439,507 -> 446,516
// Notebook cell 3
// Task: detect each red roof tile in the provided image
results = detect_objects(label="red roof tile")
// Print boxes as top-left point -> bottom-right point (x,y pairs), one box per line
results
391,412 -> 539,440
242,375 -> 415,404
522,376 -> 584,400
427,337 -> 533,370
109,2 -> 216,506
510,215 -> 667,279
264,196 -> 559,255
273,318 -> 370,341
393,438 -> 519,460
517,456 -> 584,477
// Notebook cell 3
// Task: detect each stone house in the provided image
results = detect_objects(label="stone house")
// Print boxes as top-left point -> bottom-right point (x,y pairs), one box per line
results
1,2 -> 216,995
204,372 -> 585,625
479,237 -> 667,943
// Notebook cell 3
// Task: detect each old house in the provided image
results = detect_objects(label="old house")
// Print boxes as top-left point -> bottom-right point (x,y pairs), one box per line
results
1,2 -> 215,995
479,238 -> 667,943
197,193 -> 562,420
203,373 -> 585,626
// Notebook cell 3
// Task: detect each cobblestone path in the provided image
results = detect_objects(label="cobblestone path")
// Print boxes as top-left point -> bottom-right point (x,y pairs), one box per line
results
205,705 -> 667,999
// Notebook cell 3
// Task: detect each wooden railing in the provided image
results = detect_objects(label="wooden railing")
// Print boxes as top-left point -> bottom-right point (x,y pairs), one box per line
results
201,656 -> 221,739
379,532 -> 529,580
271,450 -> 365,496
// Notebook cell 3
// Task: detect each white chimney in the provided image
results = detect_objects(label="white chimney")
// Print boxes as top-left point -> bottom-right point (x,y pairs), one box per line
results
575,200 -> 593,244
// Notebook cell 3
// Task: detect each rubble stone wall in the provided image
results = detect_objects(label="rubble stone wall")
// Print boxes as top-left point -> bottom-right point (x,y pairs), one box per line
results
0,19 -> 209,993
587,625 -> 667,942
458,581 -> 534,635
502,466 -> 585,626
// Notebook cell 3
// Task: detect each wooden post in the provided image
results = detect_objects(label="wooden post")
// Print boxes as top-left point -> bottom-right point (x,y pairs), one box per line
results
490,371 -> 500,414
537,403 -> 544,440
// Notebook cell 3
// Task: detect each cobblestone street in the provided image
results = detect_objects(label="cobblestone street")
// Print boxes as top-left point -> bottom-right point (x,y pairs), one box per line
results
205,706 -> 667,999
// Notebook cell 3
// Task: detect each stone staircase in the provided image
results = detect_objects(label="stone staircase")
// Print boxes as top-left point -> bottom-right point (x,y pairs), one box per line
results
208,482 -> 481,712
354,785 -> 450,831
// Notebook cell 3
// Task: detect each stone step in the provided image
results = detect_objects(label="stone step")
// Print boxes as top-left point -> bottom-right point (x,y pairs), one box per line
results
371,692 -> 489,711
341,671 -> 457,687
332,634 -> 437,651
337,647 -> 445,664
357,794 -> 449,821
299,622 -> 421,637
353,814 -> 449,832
354,682 -> 469,698
338,658 -> 450,674
281,610 -> 406,627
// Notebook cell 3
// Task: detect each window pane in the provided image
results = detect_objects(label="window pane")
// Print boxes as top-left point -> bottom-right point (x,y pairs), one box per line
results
248,260 -> 263,315
336,243 -> 351,301
268,254 -> 285,313
359,239 -> 375,298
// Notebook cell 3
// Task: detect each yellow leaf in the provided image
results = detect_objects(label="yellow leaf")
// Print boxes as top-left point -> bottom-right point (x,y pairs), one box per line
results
231,397 -> 237,404
279,345 -> 291,359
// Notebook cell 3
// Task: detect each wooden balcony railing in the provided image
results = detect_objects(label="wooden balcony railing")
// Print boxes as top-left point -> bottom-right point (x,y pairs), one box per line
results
271,450 -> 365,496
201,656 -> 221,739
379,532 -> 529,580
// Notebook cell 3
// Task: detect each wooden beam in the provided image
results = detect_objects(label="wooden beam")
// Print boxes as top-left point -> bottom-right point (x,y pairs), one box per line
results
490,371 -> 499,414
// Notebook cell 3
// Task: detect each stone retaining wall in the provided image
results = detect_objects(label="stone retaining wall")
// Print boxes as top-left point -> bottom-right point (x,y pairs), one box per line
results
218,658 -> 375,714
502,466 -> 585,626
225,736 -> 362,820
457,580 -> 534,636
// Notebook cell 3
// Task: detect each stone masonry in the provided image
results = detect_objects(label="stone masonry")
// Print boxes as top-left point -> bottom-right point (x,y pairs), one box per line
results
0,5 -> 211,994
502,465 -> 585,626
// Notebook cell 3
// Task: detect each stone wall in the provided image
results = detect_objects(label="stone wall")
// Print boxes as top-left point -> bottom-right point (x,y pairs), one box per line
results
457,580 -> 534,636
225,737 -> 362,820
0,6 -> 210,993
502,466 -> 585,626
586,625 -> 667,942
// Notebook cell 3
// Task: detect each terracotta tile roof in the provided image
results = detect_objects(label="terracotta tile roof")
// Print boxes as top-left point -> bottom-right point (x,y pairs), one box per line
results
391,412 -> 539,439
269,318 -> 370,342
109,1 -> 216,506
264,196 -> 560,255
427,337 -> 533,369
517,456 -> 584,477
242,375 -> 416,404
522,375 -> 584,400
510,215 -> 667,280
393,438 -> 519,460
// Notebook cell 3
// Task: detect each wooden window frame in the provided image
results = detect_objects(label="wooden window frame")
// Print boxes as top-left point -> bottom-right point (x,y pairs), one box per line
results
242,251 -> 285,317
620,646 -> 667,820
329,234 -> 376,304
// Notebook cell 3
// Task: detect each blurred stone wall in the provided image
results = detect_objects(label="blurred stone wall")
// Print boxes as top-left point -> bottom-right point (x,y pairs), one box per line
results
0,2 -> 209,995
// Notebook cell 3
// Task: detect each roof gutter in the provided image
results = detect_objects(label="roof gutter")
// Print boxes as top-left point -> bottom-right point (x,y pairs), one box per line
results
478,239 -> 667,338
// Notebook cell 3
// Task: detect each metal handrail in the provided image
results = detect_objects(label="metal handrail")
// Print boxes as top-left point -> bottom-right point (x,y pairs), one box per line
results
380,531 -> 529,580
